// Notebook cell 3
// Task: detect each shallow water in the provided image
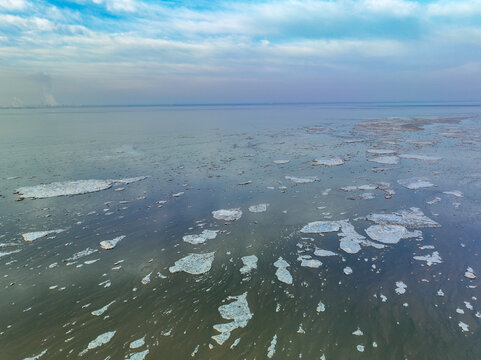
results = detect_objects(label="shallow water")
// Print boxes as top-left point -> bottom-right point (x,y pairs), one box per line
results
1,103 -> 480,359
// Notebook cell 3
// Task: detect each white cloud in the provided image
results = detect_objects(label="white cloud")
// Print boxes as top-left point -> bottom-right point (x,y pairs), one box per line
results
0,0 -> 29,11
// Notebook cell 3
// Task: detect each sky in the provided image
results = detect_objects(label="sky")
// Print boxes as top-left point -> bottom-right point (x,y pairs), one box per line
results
1,0 -> 481,106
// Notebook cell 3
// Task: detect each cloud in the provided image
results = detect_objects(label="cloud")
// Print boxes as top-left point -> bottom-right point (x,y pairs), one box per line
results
0,0 -> 29,11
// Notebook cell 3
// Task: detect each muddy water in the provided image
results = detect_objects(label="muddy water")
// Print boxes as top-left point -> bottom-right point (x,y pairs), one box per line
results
0,104 -> 480,359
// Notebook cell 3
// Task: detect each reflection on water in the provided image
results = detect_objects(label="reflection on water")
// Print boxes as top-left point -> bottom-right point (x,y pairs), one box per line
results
0,104 -> 480,359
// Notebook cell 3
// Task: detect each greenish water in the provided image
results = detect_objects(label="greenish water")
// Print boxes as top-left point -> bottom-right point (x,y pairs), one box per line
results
0,104 -> 480,359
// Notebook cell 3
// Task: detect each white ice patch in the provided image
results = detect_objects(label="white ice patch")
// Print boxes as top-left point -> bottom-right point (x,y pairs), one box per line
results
212,292 -> 253,345
413,251 -> 442,266
343,266 -> 353,275
339,238 -> 361,254
16,177 -> 146,199
141,272 -> 152,285
182,230 -> 219,245
100,235 -> 126,250
316,301 -> 326,312
398,154 -> 442,161
298,255 -> 322,268
314,248 -> 337,257
129,336 -> 146,349
125,349 -> 149,360
212,208 -> 242,221
79,330 -> 116,356
23,349 -> 47,360
443,190 -> 464,198
66,248 -> 98,262
169,252 -> 215,275
464,267 -> 476,279
22,229 -> 65,242
267,334 -> 277,359
0,249 -> 21,258
397,177 -> 435,190
274,257 -> 293,284
368,156 -> 399,165
458,322 -> 469,332
91,300 -> 116,316
365,225 -> 407,244
301,221 -> 340,233
285,176 -> 319,184
273,160 -> 290,164
367,207 -> 440,228
313,157 -> 344,166
240,255 -> 258,275
366,149 -> 396,155
248,203 -> 269,213
395,281 -> 407,295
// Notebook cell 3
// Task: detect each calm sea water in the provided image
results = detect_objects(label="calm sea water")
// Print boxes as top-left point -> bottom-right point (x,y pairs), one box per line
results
0,103 -> 480,359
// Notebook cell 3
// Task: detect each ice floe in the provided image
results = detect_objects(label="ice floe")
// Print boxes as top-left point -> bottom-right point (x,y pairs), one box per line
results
313,157 -> 344,166
367,149 -> 396,155
367,207 -> 440,228
398,154 -> 442,161
15,177 -> 146,199
169,252 -> 215,275
23,349 -> 47,360
0,249 -> 21,258
343,266 -> 353,275
273,159 -> 290,164
248,203 -> 269,213
182,230 -> 219,245
368,156 -> 399,165
240,255 -> 258,275
314,249 -> 337,257
301,221 -> 340,233
395,281 -> 407,295
464,267 -> 476,279
141,272 -> 152,285
125,349 -> 149,360
79,330 -> 116,356
22,229 -> 65,242
397,177 -> 435,190
285,175 -> 319,184
458,322 -> 469,332
267,334 -> 277,358
316,301 -> 326,312
100,235 -> 126,250
212,292 -> 253,345
298,255 -> 322,268
365,225 -> 407,244
129,336 -> 145,349
413,251 -> 442,266
274,257 -> 293,284
443,190 -> 464,198
212,208 -> 242,221
91,300 -> 115,316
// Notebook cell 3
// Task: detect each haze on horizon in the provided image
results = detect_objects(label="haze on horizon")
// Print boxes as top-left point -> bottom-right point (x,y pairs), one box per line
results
1,0 -> 481,107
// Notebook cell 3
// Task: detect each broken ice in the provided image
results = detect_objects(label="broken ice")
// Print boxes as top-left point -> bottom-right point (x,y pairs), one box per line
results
212,208 -> 242,221
169,252 -> 215,275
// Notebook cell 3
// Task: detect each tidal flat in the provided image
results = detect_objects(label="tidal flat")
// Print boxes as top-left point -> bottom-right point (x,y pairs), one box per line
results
0,103 -> 480,359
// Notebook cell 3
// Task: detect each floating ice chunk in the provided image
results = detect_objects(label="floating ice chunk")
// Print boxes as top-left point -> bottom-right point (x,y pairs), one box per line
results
22,229 -> 65,242
141,272 -> 152,285
273,160 -> 290,164
298,256 -> 322,268
129,336 -> 145,349
91,300 -> 115,316
248,203 -> 269,213
169,252 -> 215,275
100,235 -> 126,250
274,257 -> 293,285
395,281 -> 407,295
316,301 -> 326,312
397,177 -> 435,190
80,330 -> 116,356
240,255 -> 258,275
360,192 -> 375,200
367,207 -> 440,228
182,230 -> 219,245
458,322 -> 469,332
365,225 -> 407,244
464,301 -> 473,310
66,248 -> 98,262
125,350 -> 149,360
427,197 -> 441,205
443,190 -> 463,198
285,175 -> 319,184
352,328 -> 363,336
172,192 -> 184,197
16,177 -> 146,199
340,186 -> 358,192
437,289 -> 445,297
413,251 -> 442,266
398,154 -> 442,161
357,344 -> 365,352
367,149 -> 396,155
212,209 -> 242,221
464,267 -> 476,279
456,308 -> 465,314
212,292 -> 253,345
0,249 -> 21,258
313,157 -> 344,166
339,238 -> 361,254
23,349 -> 47,360
314,249 -> 337,257
301,221 -> 340,233
297,325 -> 305,334
343,266 -> 353,275
368,156 -> 399,165
267,334 -> 277,359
